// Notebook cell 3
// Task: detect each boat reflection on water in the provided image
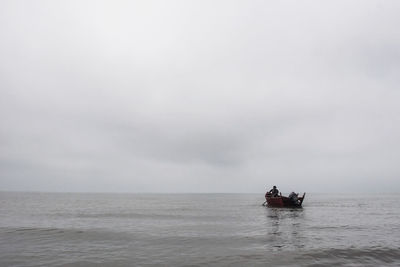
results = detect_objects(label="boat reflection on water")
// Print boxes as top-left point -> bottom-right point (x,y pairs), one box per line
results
264,207 -> 307,250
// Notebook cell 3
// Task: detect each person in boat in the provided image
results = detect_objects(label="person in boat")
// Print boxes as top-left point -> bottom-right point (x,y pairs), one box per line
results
269,186 -> 279,197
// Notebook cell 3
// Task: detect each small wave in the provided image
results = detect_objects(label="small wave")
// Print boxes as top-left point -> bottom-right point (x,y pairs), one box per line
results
298,247 -> 400,266
4,227 -> 66,234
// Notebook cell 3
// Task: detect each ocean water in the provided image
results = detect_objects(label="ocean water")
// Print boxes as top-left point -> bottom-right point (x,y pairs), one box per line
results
0,192 -> 399,266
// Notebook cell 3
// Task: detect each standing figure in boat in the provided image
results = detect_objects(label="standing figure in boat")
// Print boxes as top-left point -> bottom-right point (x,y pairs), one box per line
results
268,185 -> 280,197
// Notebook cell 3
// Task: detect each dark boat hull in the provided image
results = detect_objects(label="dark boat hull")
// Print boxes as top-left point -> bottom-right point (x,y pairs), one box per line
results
265,193 -> 306,208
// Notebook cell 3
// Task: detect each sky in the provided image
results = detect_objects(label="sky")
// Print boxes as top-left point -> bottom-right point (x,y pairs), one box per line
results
1,0 -> 399,193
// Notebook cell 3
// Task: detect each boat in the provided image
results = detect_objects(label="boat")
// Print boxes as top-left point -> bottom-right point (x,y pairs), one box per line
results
264,192 -> 306,208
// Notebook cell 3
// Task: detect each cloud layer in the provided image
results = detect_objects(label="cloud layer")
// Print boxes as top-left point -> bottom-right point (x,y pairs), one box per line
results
1,0 -> 400,193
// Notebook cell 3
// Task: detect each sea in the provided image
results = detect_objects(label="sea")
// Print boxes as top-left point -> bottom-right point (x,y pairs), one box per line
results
0,192 -> 399,267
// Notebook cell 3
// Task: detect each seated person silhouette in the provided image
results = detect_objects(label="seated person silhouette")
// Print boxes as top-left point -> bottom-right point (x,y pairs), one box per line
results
269,186 -> 279,197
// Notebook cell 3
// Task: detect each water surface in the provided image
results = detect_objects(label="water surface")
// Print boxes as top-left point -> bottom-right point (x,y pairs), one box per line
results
1,192 -> 399,266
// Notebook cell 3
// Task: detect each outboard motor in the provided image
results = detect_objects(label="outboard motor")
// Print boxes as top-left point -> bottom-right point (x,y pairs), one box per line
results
289,192 -> 299,204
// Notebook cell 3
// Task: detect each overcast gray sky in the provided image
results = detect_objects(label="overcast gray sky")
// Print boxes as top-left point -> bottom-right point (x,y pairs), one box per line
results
1,0 -> 399,193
